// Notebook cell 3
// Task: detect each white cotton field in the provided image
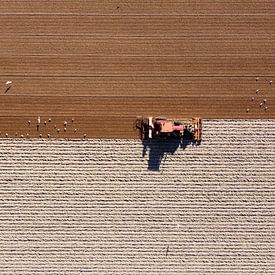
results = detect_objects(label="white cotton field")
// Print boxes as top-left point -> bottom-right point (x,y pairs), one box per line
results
0,120 -> 274,274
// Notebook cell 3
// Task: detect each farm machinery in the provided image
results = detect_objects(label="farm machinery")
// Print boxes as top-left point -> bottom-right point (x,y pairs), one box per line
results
136,117 -> 202,142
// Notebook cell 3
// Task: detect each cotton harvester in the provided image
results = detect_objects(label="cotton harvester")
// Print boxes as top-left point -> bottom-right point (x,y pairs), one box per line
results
136,117 -> 202,142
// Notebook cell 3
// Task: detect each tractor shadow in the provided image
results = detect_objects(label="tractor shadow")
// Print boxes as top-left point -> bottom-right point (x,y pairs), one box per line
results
142,138 -> 200,171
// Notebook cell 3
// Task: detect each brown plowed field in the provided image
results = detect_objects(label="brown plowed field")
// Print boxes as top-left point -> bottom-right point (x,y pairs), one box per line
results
1,1 -> 275,14
0,1 -> 274,138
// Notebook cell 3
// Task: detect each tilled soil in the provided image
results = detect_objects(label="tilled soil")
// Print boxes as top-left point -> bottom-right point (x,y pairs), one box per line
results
0,2 -> 274,138
1,1 -> 274,14
0,120 -> 274,274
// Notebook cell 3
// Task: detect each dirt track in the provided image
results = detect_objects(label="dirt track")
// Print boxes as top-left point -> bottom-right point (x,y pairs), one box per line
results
0,120 -> 274,273
0,1 -> 274,138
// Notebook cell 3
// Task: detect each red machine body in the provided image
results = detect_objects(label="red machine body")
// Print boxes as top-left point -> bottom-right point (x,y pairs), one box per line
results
136,116 -> 202,141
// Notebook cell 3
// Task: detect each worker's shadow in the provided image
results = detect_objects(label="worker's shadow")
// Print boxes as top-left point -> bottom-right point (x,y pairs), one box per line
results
142,138 -> 199,171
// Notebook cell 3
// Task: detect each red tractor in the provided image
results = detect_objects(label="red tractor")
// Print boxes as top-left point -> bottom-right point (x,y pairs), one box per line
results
136,117 -> 202,142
